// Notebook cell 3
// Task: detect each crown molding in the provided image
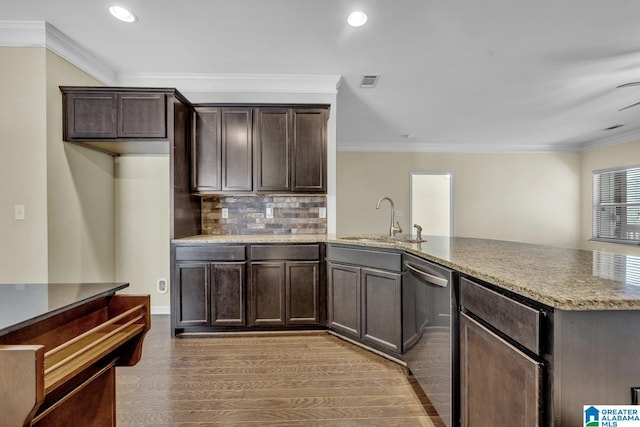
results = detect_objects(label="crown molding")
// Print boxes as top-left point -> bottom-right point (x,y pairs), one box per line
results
578,127 -> 640,152
44,22 -> 116,84
337,141 -> 584,153
0,21 -> 117,84
117,72 -> 342,94
0,20 -> 45,46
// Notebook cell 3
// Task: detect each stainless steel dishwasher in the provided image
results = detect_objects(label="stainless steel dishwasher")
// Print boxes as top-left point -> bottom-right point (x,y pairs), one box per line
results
402,252 -> 459,427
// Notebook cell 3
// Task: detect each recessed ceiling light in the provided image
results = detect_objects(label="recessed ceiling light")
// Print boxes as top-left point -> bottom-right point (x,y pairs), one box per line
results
109,6 -> 137,23
347,11 -> 368,27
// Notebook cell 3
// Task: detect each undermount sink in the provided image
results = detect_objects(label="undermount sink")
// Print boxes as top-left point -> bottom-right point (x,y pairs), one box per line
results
340,235 -> 426,244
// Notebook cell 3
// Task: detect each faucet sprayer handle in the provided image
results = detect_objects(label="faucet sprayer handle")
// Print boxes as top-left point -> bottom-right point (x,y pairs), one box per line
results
413,224 -> 422,240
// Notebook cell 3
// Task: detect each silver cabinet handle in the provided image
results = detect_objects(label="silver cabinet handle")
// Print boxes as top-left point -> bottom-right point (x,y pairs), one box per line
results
404,261 -> 449,288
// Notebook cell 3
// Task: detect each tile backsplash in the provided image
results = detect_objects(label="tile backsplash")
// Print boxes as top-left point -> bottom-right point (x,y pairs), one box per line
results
202,195 -> 327,235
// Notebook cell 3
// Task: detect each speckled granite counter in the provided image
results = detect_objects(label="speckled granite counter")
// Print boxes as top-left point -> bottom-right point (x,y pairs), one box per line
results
173,234 -> 640,310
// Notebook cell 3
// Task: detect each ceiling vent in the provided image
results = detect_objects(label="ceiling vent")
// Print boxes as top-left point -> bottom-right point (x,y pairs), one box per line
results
360,74 -> 380,88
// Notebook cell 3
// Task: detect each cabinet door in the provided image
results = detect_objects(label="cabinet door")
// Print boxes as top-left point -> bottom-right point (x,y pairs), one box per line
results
460,313 -> 542,427
250,262 -> 285,325
286,261 -> 319,325
192,107 -> 222,192
175,262 -> 209,327
222,108 -> 253,191
254,108 -> 291,192
211,262 -> 246,326
64,92 -> 117,139
361,267 -> 402,354
327,261 -> 361,337
291,108 -> 327,192
117,93 -> 166,138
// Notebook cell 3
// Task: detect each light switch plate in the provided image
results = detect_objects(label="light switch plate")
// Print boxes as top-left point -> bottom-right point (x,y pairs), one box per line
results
319,207 -> 327,218
14,205 -> 25,221
221,208 -> 228,219
266,207 -> 273,219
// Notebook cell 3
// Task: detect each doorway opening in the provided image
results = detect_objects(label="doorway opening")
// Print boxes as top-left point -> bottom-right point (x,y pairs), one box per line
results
410,172 -> 454,236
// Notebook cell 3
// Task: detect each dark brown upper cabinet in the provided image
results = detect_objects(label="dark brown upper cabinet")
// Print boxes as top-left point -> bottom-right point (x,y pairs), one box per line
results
63,91 -> 118,139
192,107 -> 222,192
59,87 -> 190,156
63,88 -> 166,140
222,108 -> 253,192
254,108 -> 291,192
291,108 -> 327,193
193,104 -> 328,194
117,93 -> 166,138
192,107 -> 253,193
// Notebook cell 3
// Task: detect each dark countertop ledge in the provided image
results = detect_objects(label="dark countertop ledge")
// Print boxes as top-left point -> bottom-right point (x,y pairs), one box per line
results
0,282 -> 129,336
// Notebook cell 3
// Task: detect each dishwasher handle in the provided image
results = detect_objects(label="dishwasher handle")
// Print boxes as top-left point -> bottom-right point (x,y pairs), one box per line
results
404,261 -> 449,288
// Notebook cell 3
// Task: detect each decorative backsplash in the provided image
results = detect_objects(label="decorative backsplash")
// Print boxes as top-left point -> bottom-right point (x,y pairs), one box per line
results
201,195 -> 327,235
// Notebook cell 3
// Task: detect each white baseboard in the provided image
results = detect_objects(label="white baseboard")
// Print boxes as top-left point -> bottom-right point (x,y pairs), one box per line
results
151,306 -> 170,315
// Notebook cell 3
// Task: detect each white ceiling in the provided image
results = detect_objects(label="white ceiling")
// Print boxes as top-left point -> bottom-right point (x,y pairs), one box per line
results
4,0 -> 640,152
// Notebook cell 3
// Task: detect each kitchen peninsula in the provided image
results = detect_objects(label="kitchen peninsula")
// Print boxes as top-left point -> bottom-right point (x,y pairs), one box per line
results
0,282 -> 150,427
172,234 -> 640,426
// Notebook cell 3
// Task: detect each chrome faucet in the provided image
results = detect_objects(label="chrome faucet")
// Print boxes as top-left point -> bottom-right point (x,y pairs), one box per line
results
376,196 -> 401,237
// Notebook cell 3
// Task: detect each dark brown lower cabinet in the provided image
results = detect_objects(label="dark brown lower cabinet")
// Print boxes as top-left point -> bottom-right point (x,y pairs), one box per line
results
361,268 -> 402,353
250,262 -> 286,325
250,260 -> 320,326
327,256 -> 402,355
175,262 -> 209,327
211,262 -> 246,326
286,262 -> 321,324
459,312 -> 542,427
174,261 -> 246,328
326,262 -> 361,336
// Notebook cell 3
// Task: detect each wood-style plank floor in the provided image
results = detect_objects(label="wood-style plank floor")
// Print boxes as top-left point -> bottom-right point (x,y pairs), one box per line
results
116,315 -> 435,426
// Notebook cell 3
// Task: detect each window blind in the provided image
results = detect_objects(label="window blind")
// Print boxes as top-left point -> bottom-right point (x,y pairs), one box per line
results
593,166 -> 640,244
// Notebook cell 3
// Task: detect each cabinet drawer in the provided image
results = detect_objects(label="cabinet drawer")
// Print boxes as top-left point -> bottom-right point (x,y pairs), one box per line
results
251,244 -> 319,261
460,277 -> 540,354
327,245 -> 402,272
175,245 -> 246,261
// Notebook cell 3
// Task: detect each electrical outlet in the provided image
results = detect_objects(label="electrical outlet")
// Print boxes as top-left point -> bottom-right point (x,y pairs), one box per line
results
14,205 -> 25,221
266,207 -> 273,219
157,278 -> 168,294
221,208 -> 228,219
395,210 -> 404,218
319,207 -> 326,218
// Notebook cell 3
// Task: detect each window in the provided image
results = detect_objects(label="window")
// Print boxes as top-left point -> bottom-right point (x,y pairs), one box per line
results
593,166 -> 640,244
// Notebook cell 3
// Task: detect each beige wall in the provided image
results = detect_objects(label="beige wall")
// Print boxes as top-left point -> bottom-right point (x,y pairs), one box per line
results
115,156 -> 171,309
45,50 -> 116,282
0,47 -> 116,283
581,139 -> 640,256
337,151 -> 583,248
0,48 -> 49,282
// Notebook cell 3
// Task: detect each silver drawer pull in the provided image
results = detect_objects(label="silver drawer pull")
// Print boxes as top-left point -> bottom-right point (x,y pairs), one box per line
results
404,261 -> 448,287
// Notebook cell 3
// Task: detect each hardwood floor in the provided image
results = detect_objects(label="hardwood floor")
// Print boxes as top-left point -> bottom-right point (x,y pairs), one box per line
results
116,315 -> 435,426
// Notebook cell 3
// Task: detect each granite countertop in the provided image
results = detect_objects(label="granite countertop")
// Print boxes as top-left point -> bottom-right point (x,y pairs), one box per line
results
173,234 -> 640,311
0,282 -> 129,335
